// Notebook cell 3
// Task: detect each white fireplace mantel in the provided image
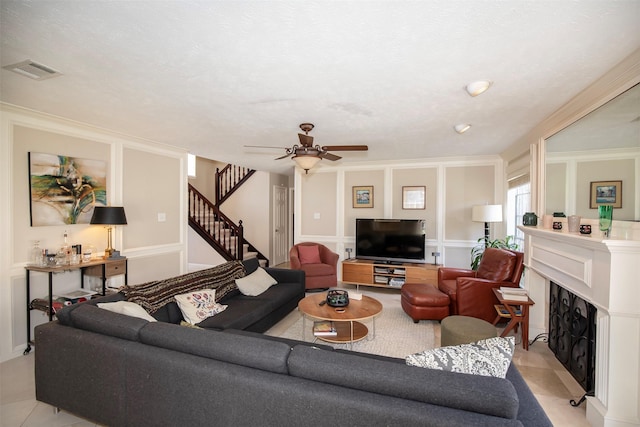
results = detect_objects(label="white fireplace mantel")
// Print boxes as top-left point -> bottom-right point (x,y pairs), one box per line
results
520,226 -> 640,427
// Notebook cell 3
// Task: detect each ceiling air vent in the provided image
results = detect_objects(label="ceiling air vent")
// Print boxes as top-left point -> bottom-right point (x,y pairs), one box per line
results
2,60 -> 62,80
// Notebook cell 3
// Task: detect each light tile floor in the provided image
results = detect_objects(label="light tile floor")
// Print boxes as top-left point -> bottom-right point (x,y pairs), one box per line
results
1,284 -> 590,426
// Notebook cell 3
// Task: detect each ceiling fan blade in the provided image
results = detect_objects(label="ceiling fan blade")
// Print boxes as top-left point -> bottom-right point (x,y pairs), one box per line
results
244,145 -> 288,149
320,152 -> 342,161
274,153 -> 293,160
298,133 -> 314,147
321,145 -> 368,151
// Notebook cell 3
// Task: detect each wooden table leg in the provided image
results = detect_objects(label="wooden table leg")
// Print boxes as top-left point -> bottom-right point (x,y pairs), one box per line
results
521,305 -> 530,350
498,303 -> 530,350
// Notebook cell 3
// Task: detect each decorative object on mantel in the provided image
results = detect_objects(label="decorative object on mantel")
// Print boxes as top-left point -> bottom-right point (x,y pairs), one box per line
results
352,186 -> 373,208
522,212 -> 538,226
402,186 -> 426,210
552,221 -> 563,230
542,214 -> 553,229
90,206 -> 127,259
590,180 -> 622,209
567,215 -> 581,233
598,205 -> 613,238
579,225 -> 592,235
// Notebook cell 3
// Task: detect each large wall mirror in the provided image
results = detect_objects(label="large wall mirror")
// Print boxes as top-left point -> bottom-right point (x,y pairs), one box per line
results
545,83 -> 640,221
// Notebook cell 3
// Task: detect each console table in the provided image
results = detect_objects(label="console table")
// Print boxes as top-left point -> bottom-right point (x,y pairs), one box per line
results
342,259 -> 440,289
24,257 -> 127,354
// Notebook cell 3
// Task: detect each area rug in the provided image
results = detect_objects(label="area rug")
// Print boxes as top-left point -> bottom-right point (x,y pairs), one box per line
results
270,303 -> 439,359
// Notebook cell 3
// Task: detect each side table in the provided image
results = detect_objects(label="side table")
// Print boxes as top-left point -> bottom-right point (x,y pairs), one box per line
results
491,287 -> 534,350
24,257 -> 128,354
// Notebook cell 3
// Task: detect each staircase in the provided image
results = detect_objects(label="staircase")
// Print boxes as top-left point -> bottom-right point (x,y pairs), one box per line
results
188,164 -> 269,266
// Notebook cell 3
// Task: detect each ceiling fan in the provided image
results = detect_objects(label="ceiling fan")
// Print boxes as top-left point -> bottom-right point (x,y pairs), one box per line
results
246,123 -> 368,173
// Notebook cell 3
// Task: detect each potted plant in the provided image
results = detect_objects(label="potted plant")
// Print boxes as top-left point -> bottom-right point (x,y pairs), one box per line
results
470,235 -> 519,270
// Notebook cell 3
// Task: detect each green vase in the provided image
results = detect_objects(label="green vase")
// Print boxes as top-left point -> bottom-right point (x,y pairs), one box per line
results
598,205 -> 613,237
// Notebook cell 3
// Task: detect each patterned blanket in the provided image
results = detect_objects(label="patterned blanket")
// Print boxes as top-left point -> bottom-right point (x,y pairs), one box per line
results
121,260 -> 246,313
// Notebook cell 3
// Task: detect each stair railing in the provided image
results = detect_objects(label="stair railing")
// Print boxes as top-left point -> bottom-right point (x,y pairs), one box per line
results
215,165 -> 256,205
189,184 -> 243,261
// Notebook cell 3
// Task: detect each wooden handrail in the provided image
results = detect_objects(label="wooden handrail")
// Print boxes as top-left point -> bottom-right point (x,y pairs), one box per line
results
189,184 -> 243,260
215,165 -> 256,205
188,183 -> 270,266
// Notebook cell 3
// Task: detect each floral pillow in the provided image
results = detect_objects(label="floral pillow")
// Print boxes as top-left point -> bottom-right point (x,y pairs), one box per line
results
174,289 -> 227,325
405,336 -> 515,378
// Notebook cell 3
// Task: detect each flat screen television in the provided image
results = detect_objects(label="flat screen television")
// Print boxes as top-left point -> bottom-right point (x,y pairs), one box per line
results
355,218 -> 426,264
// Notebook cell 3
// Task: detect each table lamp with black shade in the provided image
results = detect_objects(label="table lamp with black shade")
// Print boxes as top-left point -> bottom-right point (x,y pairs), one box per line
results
90,206 -> 127,259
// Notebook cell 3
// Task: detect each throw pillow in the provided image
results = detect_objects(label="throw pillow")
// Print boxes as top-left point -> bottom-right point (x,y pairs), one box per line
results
174,289 -> 228,325
97,301 -> 157,322
235,267 -> 277,296
405,336 -> 515,378
298,245 -> 322,264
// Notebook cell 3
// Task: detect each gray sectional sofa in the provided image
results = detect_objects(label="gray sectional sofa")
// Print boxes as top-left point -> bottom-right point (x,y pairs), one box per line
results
34,259 -> 552,427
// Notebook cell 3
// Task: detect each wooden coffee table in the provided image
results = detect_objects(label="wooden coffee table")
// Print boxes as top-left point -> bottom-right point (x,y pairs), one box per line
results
298,292 -> 383,348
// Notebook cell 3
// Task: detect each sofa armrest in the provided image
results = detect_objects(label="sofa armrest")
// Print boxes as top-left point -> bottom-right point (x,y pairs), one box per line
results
289,250 -> 302,269
438,267 -> 477,282
319,246 -> 339,267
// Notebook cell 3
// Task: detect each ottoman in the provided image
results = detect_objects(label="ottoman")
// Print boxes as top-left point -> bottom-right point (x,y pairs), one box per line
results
440,315 -> 497,347
401,283 -> 450,322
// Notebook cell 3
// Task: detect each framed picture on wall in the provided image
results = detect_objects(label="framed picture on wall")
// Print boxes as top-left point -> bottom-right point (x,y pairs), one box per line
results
28,152 -> 107,226
352,186 -> 373,208
402,186 -> 426,209
590,180 -> 622,208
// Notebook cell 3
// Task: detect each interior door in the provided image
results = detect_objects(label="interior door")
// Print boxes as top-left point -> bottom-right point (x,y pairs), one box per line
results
272,185 -> 288,266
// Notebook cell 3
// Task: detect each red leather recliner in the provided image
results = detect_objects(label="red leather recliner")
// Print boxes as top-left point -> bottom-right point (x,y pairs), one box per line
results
437,248 -> 524,323
289,242 -> 339,290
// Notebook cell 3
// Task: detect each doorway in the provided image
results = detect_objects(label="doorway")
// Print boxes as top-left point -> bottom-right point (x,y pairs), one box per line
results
272,185 -> 288,265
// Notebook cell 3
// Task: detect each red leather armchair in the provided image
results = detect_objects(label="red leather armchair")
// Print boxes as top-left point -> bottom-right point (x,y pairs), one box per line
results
437,248 -> 524,323
289,242 -> 339,290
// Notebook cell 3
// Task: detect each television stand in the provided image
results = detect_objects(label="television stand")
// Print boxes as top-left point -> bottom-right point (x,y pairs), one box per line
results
341,259 -> 440,289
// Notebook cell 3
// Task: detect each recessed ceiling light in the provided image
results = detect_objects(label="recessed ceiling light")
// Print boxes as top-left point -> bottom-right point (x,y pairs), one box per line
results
454,124 -> 471,134
465,80 -> 492,97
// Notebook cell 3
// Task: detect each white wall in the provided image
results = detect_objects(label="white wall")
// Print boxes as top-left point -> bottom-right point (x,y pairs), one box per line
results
293,156 -> 506,275
0,104 -> 188,362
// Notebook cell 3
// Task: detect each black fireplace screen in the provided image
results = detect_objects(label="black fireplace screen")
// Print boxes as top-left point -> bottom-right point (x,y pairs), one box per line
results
548,281 -> 596,392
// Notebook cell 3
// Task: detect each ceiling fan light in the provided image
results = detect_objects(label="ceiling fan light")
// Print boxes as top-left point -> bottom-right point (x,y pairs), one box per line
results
293,154 -> 321,173
454,124 -> 471,134
465,80 -> 492,97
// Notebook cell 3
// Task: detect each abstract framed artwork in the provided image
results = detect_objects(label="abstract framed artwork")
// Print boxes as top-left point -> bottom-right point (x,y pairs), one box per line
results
352,186 -> 373,208
590,180 -> 622,209
402,186 -> 426,210
28,152 -> 107,226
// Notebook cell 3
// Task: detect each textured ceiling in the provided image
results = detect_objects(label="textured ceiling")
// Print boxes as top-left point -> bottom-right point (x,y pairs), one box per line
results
1,1 -> 639,175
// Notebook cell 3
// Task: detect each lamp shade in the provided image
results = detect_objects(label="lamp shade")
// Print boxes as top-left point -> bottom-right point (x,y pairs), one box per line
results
90,206 -> 127,225
293,154 -> 321,172
472,205 -> 502,223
